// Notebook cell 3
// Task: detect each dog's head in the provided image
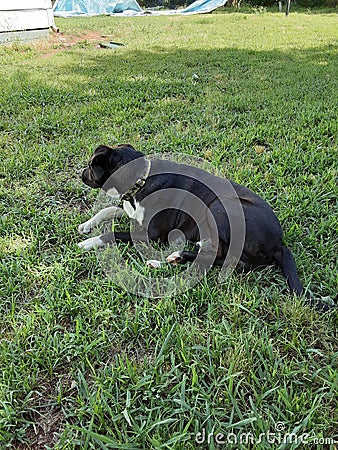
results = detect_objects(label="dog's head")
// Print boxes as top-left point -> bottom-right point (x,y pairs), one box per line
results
82,144 -> 144,189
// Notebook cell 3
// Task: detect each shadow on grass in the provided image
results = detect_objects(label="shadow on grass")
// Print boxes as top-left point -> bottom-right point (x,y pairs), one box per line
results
2,44 -> 337,155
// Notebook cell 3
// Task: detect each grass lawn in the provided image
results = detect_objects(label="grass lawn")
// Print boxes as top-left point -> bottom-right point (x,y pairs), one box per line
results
0,10 -> 337,449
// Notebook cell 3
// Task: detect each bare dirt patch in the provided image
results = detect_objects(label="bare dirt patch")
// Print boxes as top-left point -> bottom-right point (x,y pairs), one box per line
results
13,373 -> 77,450
39,30 -> 106,59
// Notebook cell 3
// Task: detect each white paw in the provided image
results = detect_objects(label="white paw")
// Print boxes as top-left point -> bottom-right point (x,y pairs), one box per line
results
196,239 -> 212,250
167,251 -> 182,264
78,220 -> 94,235
146,260 -> 162,269
78,236 -> 104,251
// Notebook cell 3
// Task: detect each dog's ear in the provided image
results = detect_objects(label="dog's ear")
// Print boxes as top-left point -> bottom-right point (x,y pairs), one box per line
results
117,143 -> 135,150
93,144 -> 111,155
91,152 -> 106,166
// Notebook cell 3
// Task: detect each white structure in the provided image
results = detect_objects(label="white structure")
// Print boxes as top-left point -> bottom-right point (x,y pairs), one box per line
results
0,0 -> 58,43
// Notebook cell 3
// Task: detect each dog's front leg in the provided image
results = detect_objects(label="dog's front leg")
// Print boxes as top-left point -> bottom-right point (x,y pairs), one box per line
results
78,230 -> 147,251
78,206 -> 125,235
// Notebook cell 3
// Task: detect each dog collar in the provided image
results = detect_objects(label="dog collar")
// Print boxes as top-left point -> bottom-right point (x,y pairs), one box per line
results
121,159 -> 151,204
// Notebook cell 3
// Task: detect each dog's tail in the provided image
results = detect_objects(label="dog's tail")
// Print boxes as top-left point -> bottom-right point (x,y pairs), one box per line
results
275,245 -> 336,312
274,245 -> 303,296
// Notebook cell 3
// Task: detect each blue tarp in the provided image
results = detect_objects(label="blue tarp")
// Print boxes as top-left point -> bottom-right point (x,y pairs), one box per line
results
181,0 -> 226,13
53,0 -> 142,17
53,0 -> 227,17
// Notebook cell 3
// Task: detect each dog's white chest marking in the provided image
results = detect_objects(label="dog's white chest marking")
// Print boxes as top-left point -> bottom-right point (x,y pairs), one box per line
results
123,200 -> 145,226
106,187 -> 120,199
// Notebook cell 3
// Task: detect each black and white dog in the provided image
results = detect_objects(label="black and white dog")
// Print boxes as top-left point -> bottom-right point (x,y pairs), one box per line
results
78,143 -> 304,296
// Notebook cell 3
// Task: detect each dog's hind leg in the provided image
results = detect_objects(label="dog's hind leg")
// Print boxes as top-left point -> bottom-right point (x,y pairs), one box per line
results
167,249 -> 197,264
166,240 -> 207,264
274,245 -> 303,296
166,239 -> 223,269
146,242 -> 202,269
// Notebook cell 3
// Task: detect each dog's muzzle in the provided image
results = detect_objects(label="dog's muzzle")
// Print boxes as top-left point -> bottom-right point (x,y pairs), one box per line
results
82,168 -> 100,188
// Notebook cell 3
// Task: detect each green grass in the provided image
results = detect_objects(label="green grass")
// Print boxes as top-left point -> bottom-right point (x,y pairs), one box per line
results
0,11 -> 337,449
